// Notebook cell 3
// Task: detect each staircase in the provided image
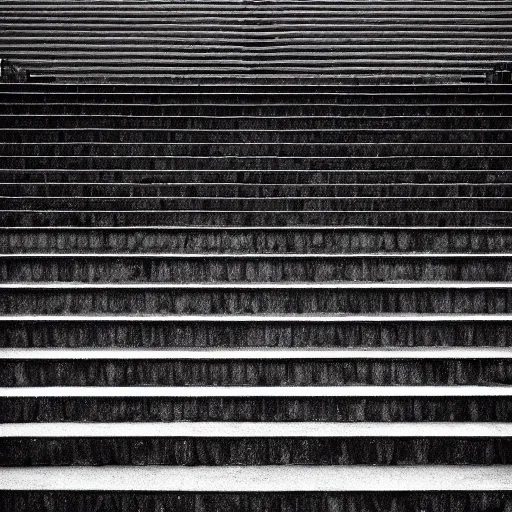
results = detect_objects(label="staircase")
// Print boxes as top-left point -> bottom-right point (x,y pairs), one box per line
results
1,0 -> 512,83
0,80 -> 512,510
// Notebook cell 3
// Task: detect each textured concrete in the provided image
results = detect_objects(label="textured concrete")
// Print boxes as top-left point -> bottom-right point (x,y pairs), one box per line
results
1,465 -> 512,491
2,385 -> 511,397
2,346 -> 512,359
2,422 -> 512,438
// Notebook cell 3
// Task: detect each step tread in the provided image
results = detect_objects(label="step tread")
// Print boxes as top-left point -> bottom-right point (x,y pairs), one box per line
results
3,226 -> 512,231
2,386 -> 511,397
2,313 -> 510,322
1,465 -> 511,491
3,282 -> 511,289
1,347 -> 511,360
1,422 -> 511,438
4,252 -> 511,258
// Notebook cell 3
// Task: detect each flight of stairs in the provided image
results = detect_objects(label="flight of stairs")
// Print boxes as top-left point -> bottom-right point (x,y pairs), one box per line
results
1,0 -> 511,83
0,81 -> 512,510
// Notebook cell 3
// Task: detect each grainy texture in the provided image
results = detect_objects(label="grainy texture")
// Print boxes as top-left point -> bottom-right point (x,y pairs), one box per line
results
3,257 -> 512,282
3,228 -> 512,254
2,24 -> 512,507
1,491 -> 512,512
1,397 -> 510,422
3,288 -> 512,315
2,320 -> 512,348
2,359 -> 511,386
2,437 -> 512,466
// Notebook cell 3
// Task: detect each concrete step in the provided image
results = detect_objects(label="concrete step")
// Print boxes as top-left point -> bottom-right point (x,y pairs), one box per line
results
1,83 -> 510,93
21,74 -> 491,85
4,142 -> 511,158
4,48 -> 512,57
2,282 -> 512,314
2,155 -> 510,171
2,92 -> 512,104
4,226 -> 512,254
3,253 -> 512,282
1,423 -> 511,465
4,421 -> 512,436
3,130 -> 511,144
1,169 -> 511,184
3,2 -> 511,10
3,116 -> 512,130
1,348 -> 511,386
0,488 -> 509,512
3,183 -> 511,197
4,8 -> 511,17
1,387 -> 509,421
2,314 -> 512,348
3,197 -> 512,212
5,210 -> 512,227
2,103 -> 510,116
3,347 -> 511,359
1,465 -> 511,491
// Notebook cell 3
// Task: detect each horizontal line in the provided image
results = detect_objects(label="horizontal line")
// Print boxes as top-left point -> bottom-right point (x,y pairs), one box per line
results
1,93 -> 511,97
2,386 -> 511,397
6,196 -> 512,200
1,347 -> 511,360
1,168 -> 510,172
4,210 -> 512,214
1,226 -> 512,231
3,282 -> 511,290
1,422 -> 510,438
4,156 -> 509,160
2,253 -> 509,259
5,129 -> 512,133
1,115 -> 508,119
12,182 -> 511,185
2,103 -> 508,107
0,82 -> 507,86
1,465 -> 511,492
1,314 -> 510,323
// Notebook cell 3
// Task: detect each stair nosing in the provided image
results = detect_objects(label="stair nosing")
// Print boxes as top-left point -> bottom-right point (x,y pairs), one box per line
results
1,347 -> 510,360
1,421 -> 510,438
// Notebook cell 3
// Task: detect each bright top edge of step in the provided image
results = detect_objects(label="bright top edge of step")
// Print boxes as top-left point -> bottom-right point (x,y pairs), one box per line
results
2,282 -> 512,289
2,347 -> 511,360
1,465 -> 512,492
2,226 -> 512,231
2,253 -> 512,259
2,313 -> 512,322
1,422 -> 511,438
1,385 -> 512,397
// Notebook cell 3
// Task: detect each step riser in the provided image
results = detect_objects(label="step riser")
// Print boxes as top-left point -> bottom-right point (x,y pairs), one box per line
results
4,230 -> 512,253
2,491 -> 511,512
4,132 -> 512,144
3,144 -> 511,158
3,289 -> 512,314
2,93 -> 512,104
3,156 -> 510,170
4,117 -> 512,130
3,198 -> 512,211
3,321 -> 510,348
3,184 -> 512,198
1,84 -> 510,93
4,171 -> 512,184
5,76 -> 488,85
3,258 -> 511,282
2,437 -> 511,466
2,360 -> 511,386
2,396 -> 510,421
3,106 -> 511,116
5,211 -> 512,227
